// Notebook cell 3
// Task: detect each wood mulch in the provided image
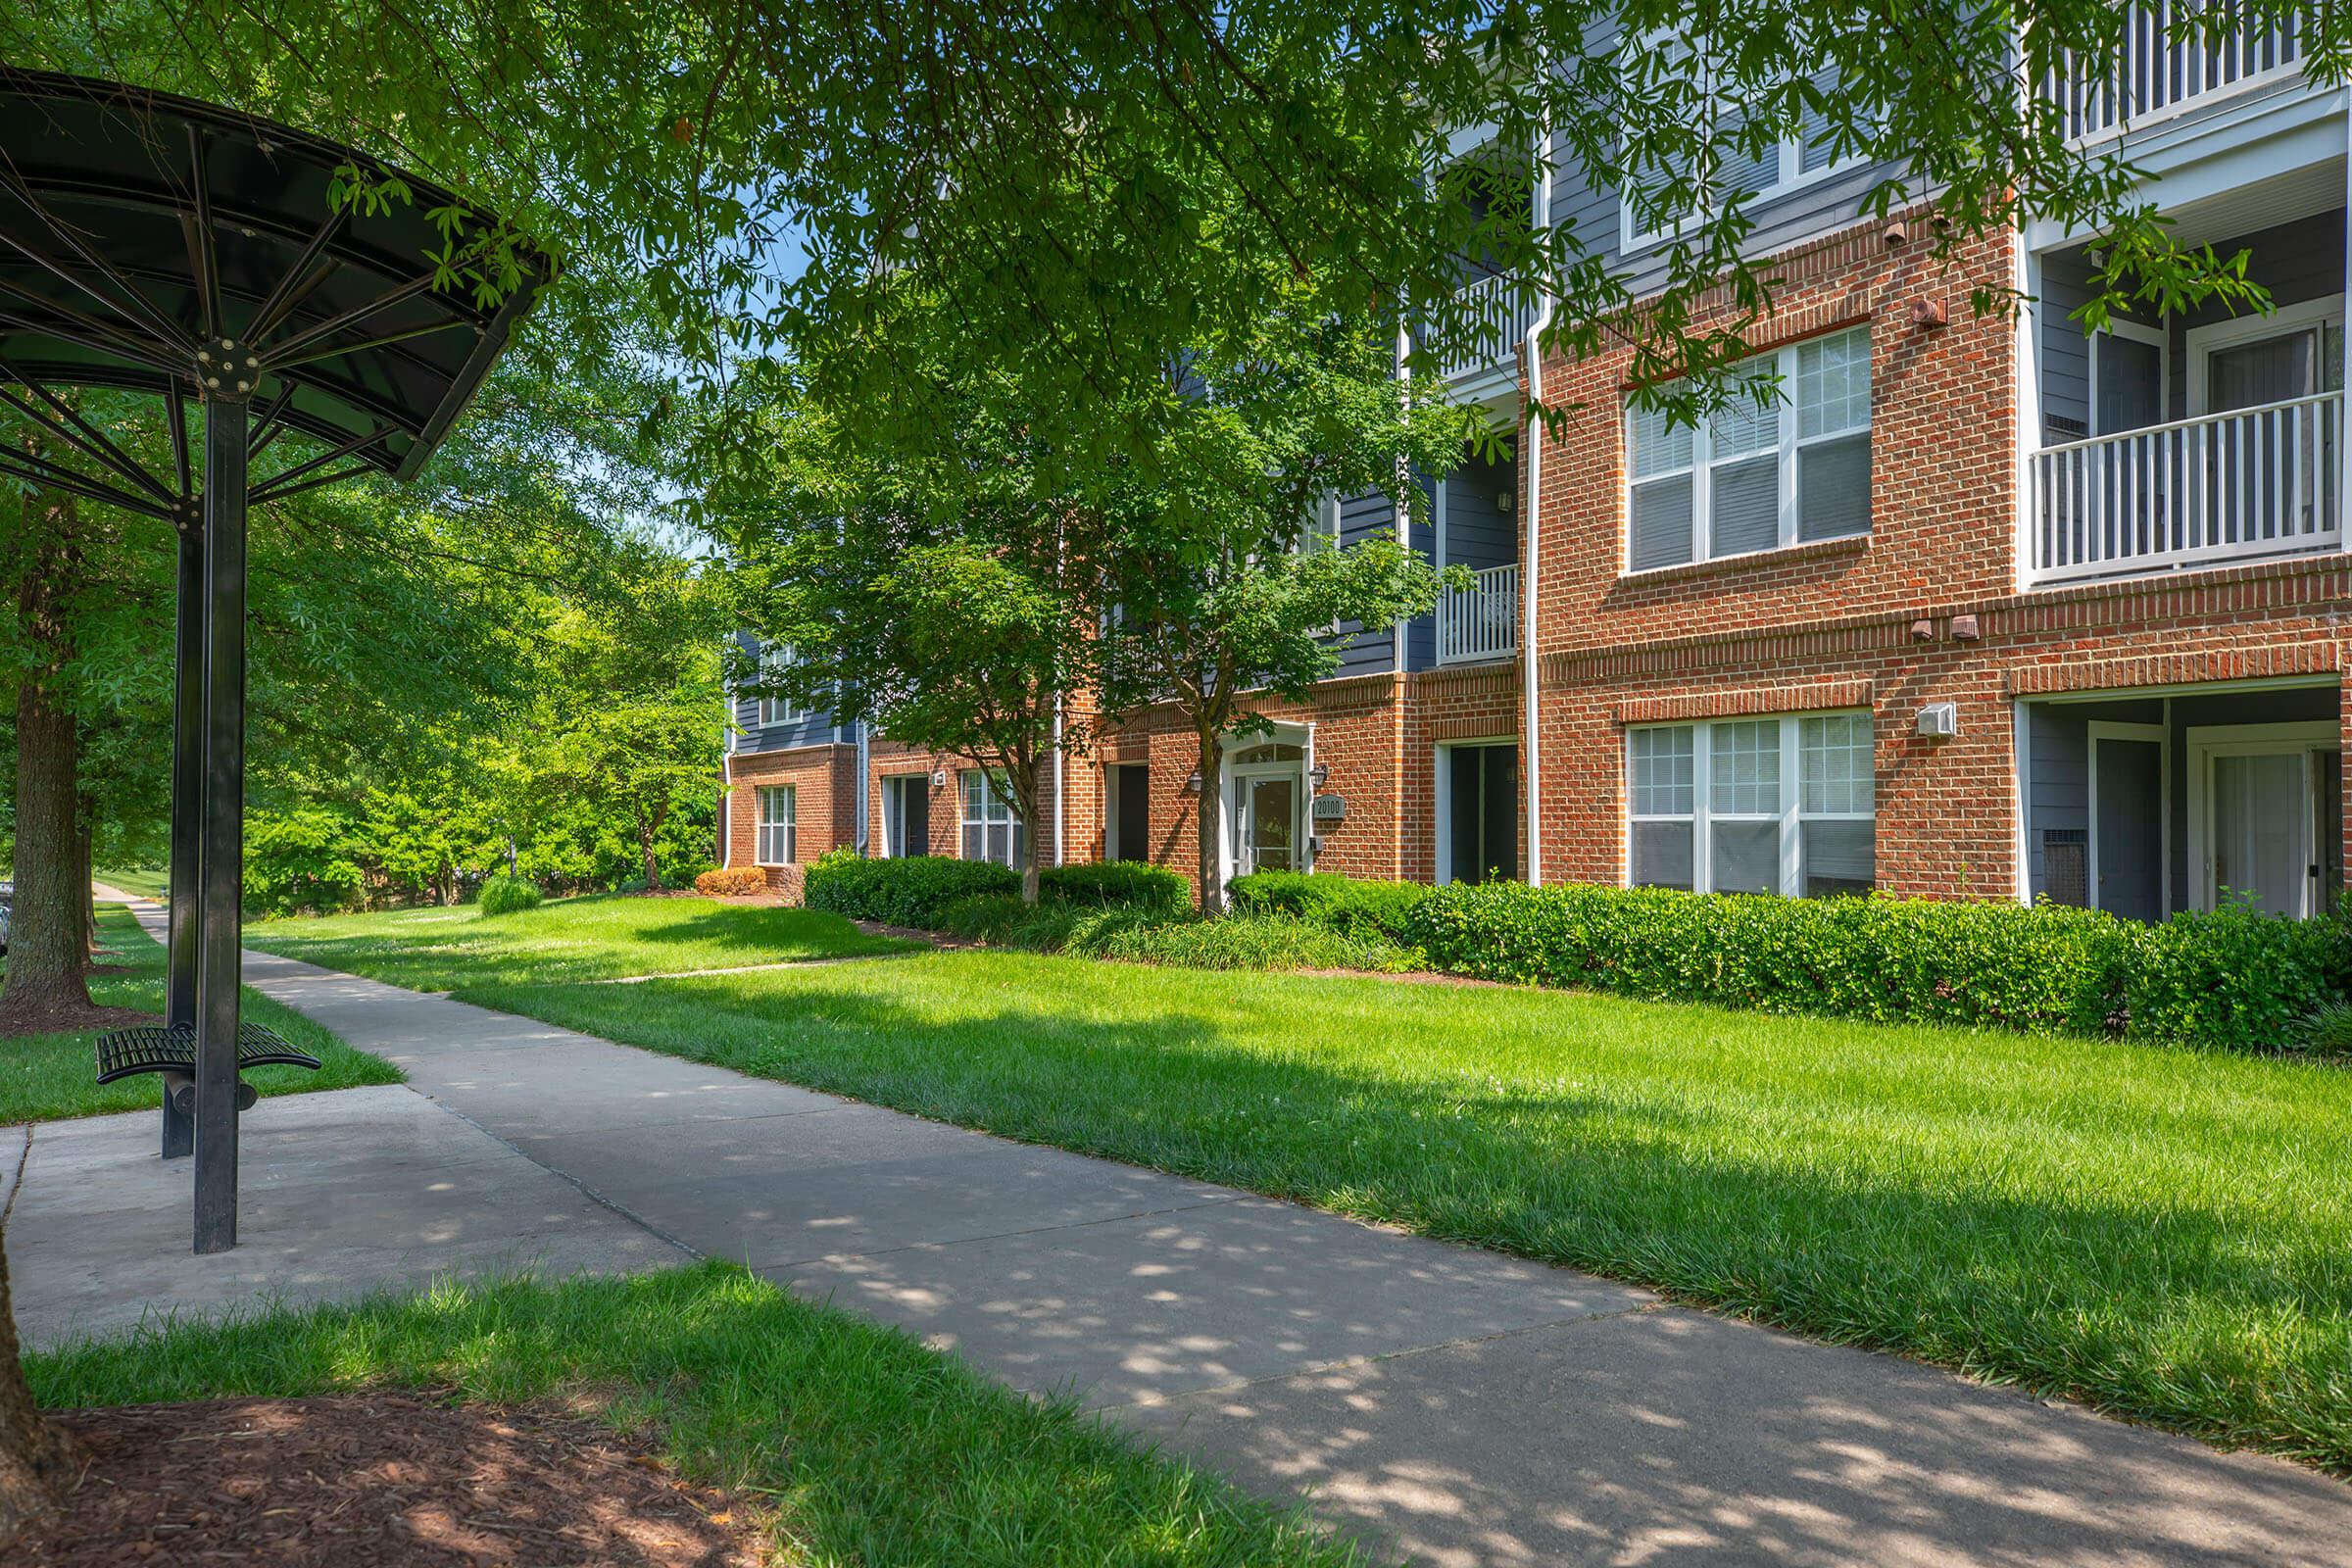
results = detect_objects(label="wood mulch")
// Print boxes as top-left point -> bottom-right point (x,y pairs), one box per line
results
0,1002 -> 160,1040
19,1393 -> 772,1566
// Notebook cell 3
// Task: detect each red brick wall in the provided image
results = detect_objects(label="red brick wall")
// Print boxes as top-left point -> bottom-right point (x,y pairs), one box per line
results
722,742 -> 859,892
865,737 -> 1066,866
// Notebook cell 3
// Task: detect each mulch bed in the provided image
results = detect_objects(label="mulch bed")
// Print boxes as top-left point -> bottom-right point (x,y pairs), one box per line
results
20,1393 -> 771,1566
0,1003 -> 159,1040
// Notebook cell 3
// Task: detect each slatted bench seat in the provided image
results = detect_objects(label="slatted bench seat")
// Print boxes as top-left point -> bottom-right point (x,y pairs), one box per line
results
96,1022 -> 319,1113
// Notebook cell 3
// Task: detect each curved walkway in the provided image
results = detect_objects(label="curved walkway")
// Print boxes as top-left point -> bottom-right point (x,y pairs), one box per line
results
50,901 -> 2352,1564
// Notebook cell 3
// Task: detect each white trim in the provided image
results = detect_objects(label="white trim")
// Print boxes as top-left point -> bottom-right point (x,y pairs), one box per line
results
1623,325 -> 1872,574
2031,673 -> 2337,706
2085,720 -> 2169,917
1626,710 -> 1876,897
2184,720 -> 2335,913
2184,293 -> 2344,416
2010,699 -> 2033,905
754,783 -> 797,868
1524,113 -> 1549,888
2087,318 -> 2170,434
1219,719 -> 1313,882
1434,734 -> 1519,886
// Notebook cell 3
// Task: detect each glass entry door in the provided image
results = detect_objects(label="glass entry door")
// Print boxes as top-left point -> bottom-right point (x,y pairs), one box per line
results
1241,776 -> 1299,872
2210,752 -> 2312,915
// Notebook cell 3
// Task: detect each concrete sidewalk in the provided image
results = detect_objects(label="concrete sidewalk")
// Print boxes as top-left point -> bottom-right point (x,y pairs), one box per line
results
47,901 -> 2352,1565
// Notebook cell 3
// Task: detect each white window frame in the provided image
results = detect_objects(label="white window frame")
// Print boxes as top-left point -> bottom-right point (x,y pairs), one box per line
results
1625,326 -> 1872,573
757,643 -> 808,729
2184,720 -> 2335,915
755,784 -> 797,867
1618,43 -> 1858,254
1625,710 -> 1876,897
2184,294 -> 2346,416
2087,318 -> 2170,437
959,767 -> 1024,867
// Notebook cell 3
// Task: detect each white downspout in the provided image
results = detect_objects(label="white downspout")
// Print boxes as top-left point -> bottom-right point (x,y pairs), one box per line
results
1053,695 -> 1066,866
719,650 -> 736,868
1523,109 -> 1553,887
855,721 -> 870,857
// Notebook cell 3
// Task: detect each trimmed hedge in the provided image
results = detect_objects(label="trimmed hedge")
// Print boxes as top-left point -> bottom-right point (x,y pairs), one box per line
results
1228,871 -> 1432,940
1039,860 -> 1190,909
1403,880 -> 2351,1049
476,874 -> 544,917
805,851 -> 1019,927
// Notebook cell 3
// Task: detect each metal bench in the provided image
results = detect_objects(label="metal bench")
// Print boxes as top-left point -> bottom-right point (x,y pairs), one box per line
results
96,1022 -> 320,1115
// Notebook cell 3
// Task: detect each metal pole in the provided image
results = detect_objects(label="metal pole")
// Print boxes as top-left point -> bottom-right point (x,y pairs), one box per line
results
162,503 -> 203,1159
192,390 -> 247,1254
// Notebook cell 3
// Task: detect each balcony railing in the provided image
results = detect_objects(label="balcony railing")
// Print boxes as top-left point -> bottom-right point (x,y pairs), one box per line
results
1431,273 -> 1540,381
2042,1 -> 2305,142
2028,391 -> 2342,585
1438,562 -> 1521,663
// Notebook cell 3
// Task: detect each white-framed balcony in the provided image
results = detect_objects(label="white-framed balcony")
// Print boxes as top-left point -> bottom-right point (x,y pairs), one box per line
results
1437,562 -> 1521,664
2040,1 -> 2308,144
1432,272 -> 1542,384
2028,391 -> 2344,586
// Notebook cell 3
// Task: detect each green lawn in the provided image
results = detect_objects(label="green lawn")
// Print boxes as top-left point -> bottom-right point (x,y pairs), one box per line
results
2,906 -> 399,1124
242,892 -> 919,989
91,865 -> 169,901
31,1262 -> 1354,1567
439,948 -> 2352,1473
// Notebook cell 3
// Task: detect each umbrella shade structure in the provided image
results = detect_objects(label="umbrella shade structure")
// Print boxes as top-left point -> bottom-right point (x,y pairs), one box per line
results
0,69 -> 548,1251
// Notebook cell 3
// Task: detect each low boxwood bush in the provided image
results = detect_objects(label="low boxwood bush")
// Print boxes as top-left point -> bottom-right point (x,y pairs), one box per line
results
1039,860 -> 1189,909
694,866 -> 769,897
805,850 -> 1019,927
1070,911 -> 1417,973
476,874 -> 544,917
1404,881 -> 2352,1049
1228,870 -> 1432,940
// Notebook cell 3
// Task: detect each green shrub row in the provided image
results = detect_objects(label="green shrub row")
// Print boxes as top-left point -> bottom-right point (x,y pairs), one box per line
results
805,851 -> 1020,926
931,891 -> 1412,972
476,874 -> 544,917
1038,860 -> 1190,909
1402,881 -> 2352,1050
1227,870 -> 1432,940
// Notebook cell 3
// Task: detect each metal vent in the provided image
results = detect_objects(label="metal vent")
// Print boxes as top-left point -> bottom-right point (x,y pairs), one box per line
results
2045,415 -> 2088,442
2042,828 -> 2087,907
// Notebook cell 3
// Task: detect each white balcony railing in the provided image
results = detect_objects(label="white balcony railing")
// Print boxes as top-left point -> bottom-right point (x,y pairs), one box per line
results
1433,274 -> 1541,381
1438,562 -> 1521,663
2043,1 -> 2305,142
2028,391 -> 2342,585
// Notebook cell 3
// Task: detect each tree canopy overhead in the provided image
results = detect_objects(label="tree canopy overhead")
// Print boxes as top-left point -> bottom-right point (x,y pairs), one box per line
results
5,1 -> 2325,466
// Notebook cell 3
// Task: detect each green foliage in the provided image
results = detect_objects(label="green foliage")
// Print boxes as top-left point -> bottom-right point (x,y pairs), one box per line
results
1229,871 -> 1432,940
476,874 -> 545,916
1405,882 -> 2352,1049
1075,913 -> 1416,972
803,851 -> 1020,927
243,808 -> 367,917
1038,860 -> 1190,910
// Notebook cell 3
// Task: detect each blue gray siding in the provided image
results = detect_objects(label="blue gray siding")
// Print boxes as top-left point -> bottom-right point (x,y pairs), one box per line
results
731,631 -> 854,755
1332,487 -> 1402,678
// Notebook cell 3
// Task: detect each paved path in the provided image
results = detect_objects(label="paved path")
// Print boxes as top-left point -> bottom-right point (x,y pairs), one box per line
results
56,902 -> 2352,1565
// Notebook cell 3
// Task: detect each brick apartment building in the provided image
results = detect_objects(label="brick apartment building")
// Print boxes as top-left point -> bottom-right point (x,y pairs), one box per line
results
727,13 -> 2347,922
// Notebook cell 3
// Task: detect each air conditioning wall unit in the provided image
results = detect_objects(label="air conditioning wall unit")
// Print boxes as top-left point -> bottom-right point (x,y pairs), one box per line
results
1916,702 -> 1958,739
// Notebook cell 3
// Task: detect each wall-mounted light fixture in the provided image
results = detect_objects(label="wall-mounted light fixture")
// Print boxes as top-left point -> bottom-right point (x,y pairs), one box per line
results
1185,770 -> 1203,794
932,768 -> 947,788
1308,762 -> 1331,788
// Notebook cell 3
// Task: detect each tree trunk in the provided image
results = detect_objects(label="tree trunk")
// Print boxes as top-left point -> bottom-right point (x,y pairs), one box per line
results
0,629 -> 91,1026
639,800 -> 666,891
1195,730 -> 1224,915
0,1131 -> 83,1546
75,793 -> 97,957
1013,765 -> 1044,906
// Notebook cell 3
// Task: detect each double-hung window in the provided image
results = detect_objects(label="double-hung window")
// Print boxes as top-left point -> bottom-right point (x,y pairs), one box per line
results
1628,711 -> 1875,897
757,644 -> 808,729
1297,491 -> 1342,556
1621,41 -> 1845,249
756,784 -> 797,866
1627,326 -> 1871,570
960,769 -> 1025,867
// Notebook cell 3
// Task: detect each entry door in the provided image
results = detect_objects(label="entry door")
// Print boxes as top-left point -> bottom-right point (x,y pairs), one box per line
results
884,776 -> 930,858
2089,729 -> 2163,921
1242,776 -> 1299,873
2210,752 -> 2312,915
1112,764 -> 1151,862
1446,744 -> 1518,884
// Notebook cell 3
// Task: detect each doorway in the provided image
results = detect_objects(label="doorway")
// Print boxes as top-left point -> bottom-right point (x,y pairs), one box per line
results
2087,722 -> 2164,921
881,773 -> 930,858
1224,731 -> 1309,879
1104,763 -> 1150,862
1440,741 -> 1518,884
2188,722 -> 2337,915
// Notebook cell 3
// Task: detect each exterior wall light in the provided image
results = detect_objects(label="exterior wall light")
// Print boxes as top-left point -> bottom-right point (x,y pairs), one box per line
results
1307,762 -> 1331,788
1185,770 -> 1203,794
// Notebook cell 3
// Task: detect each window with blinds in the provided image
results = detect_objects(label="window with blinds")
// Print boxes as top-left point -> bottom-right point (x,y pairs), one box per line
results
756,785 -> 797,866
1629,711 -> 1875,897
1628,326 -> 1872,571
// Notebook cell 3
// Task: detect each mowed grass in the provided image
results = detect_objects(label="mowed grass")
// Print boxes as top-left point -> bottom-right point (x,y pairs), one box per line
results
2,906 -> 398,1124
91,865 -> 169,900
242,892 -> 919,989
31,1262 -> 1357,1567
456,949 -> 2352,1471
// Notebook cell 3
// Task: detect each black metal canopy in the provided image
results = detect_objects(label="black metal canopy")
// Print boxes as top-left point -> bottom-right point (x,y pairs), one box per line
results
0,69 -> 546,1255
0,67 -> 545,513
